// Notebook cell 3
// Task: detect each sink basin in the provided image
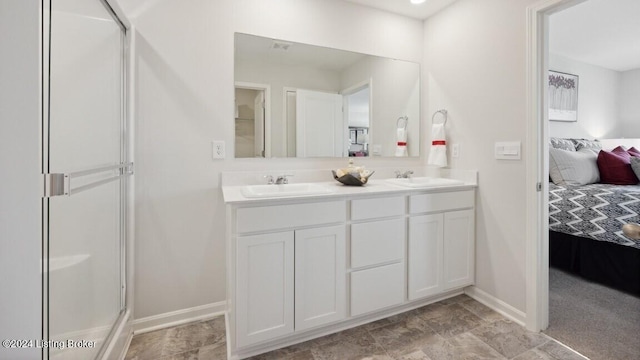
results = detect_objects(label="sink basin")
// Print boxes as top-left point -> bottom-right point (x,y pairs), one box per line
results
241,183 -> 334,198
386,177 -> 465,188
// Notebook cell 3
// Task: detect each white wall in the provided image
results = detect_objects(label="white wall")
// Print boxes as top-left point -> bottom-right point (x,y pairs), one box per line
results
548,54 -> 622,139
619,68 -> 640,137
120,0 -> 424,320
0,1 -> 42,358
424,0 -> 540,314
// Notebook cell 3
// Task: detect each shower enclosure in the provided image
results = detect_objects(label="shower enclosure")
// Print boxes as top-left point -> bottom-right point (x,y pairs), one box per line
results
42,0 -> 132,358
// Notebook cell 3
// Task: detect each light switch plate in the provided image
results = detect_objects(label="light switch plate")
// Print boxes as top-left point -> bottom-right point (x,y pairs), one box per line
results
452,143 -> 460,158
495,141 -> 521,160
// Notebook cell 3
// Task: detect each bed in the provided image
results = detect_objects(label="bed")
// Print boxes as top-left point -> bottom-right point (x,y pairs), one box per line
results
548,137 -> 640,296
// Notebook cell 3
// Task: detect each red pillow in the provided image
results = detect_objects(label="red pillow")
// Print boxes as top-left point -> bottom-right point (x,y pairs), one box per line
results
597,146 -> 639,185
628,147 -> 640,157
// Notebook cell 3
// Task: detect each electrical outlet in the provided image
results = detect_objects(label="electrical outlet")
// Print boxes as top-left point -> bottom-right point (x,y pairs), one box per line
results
212,141 -> 225,159
452,143 -> 460,158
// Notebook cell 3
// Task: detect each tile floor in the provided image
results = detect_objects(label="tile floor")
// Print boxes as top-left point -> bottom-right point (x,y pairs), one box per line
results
125,295 -> 587,360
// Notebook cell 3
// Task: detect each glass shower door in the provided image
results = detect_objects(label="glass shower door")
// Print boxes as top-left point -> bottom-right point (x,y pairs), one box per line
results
44,0 -> 128,359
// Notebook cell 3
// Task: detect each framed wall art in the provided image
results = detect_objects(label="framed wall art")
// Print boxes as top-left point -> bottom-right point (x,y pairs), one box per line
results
548,70 -> 579,122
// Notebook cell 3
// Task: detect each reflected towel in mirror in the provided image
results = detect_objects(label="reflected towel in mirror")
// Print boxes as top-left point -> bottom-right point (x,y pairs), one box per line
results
395,116 -> 409,157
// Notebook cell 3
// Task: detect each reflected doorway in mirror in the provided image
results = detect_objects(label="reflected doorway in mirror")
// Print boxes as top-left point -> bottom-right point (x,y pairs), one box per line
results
235,82 -> 271,158
344,81 -> 371,157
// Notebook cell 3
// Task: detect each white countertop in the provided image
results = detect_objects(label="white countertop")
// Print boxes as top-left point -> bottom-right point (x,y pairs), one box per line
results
221,178 -> 477,204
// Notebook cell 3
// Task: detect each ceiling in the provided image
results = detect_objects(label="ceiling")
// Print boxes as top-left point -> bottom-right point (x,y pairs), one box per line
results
549,0 -> 640,72
342,0 -> 640,72
341,0 -> 458,20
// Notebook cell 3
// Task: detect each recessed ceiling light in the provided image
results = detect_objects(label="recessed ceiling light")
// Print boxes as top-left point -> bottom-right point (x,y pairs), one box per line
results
410,0 -> 427,4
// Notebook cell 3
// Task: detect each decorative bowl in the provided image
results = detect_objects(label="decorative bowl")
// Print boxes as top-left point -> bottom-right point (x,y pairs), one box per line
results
331,170 -> 375,186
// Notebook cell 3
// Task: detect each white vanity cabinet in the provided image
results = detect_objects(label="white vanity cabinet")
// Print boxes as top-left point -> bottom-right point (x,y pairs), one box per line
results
224,182 -> 476,359
232,200 -> 346,348
407,190 -> 475,300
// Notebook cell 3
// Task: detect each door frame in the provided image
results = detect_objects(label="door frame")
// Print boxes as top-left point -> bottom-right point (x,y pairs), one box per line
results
525,0 -> 588,332
235,82 -> 271,158
284,87 -> 297,157
342,79 -> 373,153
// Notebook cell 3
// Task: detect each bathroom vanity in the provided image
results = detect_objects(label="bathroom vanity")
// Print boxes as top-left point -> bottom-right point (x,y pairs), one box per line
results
222,174 -> 476,359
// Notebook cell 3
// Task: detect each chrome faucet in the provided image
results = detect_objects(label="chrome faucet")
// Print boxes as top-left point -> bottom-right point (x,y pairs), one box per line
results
395,170 -> 414,178
275,174 -> 293,184
264,174 -> 293,184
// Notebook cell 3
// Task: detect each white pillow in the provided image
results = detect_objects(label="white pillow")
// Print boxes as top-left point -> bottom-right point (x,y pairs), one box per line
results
549,148 -> 600,186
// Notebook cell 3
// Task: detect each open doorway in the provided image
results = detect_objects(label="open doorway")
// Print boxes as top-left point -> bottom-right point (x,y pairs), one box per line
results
528,0 -> 640,358
343,81 -> 372,157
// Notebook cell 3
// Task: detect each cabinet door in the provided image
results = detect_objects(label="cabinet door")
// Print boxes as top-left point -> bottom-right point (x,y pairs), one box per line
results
295,225 -> 346,331
408,214 -> 443,300
443,209 -> 475,290
350,262 -> 404,316
236,232 -> 294,347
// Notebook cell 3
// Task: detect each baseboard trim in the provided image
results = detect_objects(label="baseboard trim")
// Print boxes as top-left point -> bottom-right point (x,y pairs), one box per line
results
464,286 -> 526,326
133,301 -> 227,334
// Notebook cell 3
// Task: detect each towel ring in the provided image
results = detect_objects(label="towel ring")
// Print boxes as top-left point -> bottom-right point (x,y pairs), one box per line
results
432,109 -> 448,125
397,116 -> 408,129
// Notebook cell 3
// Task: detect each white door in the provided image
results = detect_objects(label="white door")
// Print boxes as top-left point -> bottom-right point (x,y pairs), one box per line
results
296,89 -> 344,157
254,91 -> 265,157
443,209 -> 475,290
294,225 -> 346,331
408,214 -> 444,300
236,232 -> 294,347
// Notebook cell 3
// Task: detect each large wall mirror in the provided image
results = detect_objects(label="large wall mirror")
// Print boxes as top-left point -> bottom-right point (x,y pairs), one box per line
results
234,33 -> 421,158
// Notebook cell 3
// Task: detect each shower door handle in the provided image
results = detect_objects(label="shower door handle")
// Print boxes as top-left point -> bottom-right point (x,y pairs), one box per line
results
43,162 -> 133,197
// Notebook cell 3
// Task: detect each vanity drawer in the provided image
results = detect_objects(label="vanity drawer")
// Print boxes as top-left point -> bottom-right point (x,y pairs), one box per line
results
409,190 -> 474,214
351,196 -> 405,220
350,262 -> 404,316
236,201 -> 345,233
351,218 -> 405,268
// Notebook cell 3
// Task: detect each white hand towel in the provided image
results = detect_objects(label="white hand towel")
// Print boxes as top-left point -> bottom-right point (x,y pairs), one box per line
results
395,128 -> 408,157
427,123 -> 447,167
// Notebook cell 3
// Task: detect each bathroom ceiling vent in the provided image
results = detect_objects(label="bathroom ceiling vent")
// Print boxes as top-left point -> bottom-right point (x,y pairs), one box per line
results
271,40 -> 292,51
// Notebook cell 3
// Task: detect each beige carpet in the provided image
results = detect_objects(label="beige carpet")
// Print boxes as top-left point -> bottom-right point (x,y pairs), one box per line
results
544,267 -> 640,360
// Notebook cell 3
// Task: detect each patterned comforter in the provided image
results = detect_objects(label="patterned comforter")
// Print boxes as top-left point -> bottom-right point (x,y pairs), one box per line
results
549,182 -> 640,249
